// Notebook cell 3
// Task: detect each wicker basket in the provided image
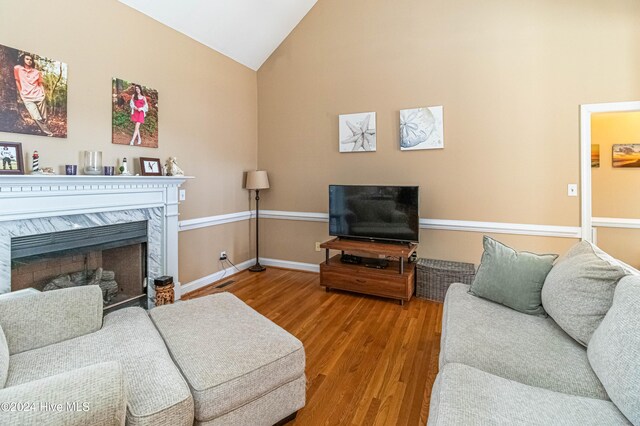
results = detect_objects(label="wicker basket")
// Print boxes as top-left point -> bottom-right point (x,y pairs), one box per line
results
416,258 -> 476,302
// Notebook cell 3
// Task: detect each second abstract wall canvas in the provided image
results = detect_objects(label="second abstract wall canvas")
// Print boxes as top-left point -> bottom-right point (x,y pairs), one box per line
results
400,106 -> 443,151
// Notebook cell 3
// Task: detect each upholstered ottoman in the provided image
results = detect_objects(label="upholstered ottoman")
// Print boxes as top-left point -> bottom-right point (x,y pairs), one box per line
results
149,292 -> 306,426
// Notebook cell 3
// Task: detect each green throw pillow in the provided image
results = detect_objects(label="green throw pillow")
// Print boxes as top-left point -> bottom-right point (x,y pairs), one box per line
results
469,236 -> 558,315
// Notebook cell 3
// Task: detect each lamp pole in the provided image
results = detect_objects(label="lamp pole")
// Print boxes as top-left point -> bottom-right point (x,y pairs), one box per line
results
249,189 -> 266,272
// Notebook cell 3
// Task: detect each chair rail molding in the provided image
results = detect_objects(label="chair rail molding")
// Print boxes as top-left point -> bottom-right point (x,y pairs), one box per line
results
178,209 -> 581,239
592,217 -> 640,229
179,211 -> 252,232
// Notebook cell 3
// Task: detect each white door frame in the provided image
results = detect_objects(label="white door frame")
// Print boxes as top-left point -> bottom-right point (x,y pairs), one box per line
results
580,101 -> 640,242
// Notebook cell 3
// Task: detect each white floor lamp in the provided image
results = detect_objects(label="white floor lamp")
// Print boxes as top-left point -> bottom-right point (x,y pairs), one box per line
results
246,170 -> 270,272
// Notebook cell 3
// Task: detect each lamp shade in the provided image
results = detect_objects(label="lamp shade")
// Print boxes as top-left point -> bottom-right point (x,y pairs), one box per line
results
246,170 -> 270,190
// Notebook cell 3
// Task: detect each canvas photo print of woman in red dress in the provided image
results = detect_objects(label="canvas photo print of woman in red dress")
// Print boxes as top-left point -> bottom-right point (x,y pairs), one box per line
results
112,78 -> 158,148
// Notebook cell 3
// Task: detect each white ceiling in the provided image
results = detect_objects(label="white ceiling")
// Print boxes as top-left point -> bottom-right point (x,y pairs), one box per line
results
119,0 -> 317,71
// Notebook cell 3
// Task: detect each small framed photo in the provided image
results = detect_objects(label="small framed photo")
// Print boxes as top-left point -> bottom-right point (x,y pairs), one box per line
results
139,157 -> 162,176
0,142 -> 24,175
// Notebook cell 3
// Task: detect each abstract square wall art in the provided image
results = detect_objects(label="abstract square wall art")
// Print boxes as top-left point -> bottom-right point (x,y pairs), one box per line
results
339,112 -> 376,152
612,144 -> 640,168
400,106 -> 443,151
0,43 -> 68,138
112,78 -> 159,148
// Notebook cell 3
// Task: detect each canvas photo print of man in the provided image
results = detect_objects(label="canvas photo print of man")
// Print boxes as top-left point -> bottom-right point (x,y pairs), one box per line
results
0,43 -> 68,138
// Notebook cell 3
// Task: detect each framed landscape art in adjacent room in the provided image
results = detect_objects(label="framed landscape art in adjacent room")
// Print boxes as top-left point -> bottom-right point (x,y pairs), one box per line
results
0,43 -> 68,138
112,78 -> 159,148
612,144 -> 640,168
591,144 -> 600,168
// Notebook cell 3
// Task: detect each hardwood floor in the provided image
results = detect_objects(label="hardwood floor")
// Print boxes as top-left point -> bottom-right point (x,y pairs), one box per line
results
183,267 -> 443,426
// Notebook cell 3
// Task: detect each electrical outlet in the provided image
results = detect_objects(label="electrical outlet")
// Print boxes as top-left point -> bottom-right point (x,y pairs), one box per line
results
179,189 -> 186,201
567,184 -> 578,197
315,242 -> 321,252
219,251 -> 227,260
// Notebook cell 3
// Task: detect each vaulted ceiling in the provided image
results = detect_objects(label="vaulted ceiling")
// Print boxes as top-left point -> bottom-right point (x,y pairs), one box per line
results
119,0 -> 317,70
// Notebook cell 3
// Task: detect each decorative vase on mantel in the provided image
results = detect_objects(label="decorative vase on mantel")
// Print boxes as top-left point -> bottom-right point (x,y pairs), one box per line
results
84,151 -> 102,175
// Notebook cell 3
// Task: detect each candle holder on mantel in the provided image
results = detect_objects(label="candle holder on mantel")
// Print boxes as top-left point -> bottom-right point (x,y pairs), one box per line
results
83,151 -> 102,175
154,276 -> 174,306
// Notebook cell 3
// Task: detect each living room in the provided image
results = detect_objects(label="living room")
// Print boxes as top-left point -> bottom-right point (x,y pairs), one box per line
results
0,0 -> 639,425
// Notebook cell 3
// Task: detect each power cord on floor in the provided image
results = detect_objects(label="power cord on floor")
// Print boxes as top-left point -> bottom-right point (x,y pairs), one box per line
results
218,259 -> 227,281
224,257 -> 241,273
215,254 -> 242,284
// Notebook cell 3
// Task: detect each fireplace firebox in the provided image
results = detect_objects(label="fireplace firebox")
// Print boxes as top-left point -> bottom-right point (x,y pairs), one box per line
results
10,221 -> 148,310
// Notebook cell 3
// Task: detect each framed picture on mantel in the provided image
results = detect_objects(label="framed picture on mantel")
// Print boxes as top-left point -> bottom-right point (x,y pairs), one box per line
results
0,142 -> 24,175
139,157 -> 162,176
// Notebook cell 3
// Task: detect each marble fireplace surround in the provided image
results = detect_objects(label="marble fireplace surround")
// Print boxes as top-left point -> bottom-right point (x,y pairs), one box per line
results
0,175 -> 190,305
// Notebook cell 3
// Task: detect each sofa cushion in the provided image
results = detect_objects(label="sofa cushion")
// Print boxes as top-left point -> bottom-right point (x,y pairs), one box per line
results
0,362 -> 127,426
469,236 -> 557,315
588,275 -> 640,425
441,283 -> 608,400
0,285 -> 104,355
150,292 -> 306,423
0,324 -> 8,388
5,307 -> 193,426
428,363 -> 630,426
542,241 -> 636,347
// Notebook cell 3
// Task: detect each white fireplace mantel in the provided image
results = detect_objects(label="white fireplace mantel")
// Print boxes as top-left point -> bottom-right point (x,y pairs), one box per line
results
0,175 -> 192,300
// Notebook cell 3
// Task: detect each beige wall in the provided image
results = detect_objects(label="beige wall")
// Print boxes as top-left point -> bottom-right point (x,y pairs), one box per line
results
0,0 -> 258,285
592,111 -> 640,267
257,0 -> 640,264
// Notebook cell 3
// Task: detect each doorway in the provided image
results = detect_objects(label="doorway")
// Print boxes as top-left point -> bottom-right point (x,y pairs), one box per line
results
580,101 -> 640,267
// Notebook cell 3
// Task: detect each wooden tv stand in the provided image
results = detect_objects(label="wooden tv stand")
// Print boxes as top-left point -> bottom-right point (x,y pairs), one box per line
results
319,238 -> 417,305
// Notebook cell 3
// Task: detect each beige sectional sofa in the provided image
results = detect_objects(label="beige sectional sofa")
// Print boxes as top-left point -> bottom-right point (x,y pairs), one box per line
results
0,286 -> 305,426
428,242 -> 639,425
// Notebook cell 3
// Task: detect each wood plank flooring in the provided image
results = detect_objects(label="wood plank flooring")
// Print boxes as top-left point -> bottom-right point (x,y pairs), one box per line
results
183,267 -> 443,426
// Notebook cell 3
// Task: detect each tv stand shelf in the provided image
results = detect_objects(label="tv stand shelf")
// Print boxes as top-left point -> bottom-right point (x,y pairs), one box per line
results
319,238 -> 417,304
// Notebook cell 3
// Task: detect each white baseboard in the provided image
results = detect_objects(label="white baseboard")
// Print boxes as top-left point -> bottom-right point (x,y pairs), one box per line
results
182,257 -> 320,294
260,257 -> 320,272
180,258 -> 256,295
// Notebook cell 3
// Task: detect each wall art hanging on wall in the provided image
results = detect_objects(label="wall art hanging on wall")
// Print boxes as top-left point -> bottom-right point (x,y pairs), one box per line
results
399,106 -> 443,151
0,43 -> 67,138
0,141 -> 24,175
339,112 -> 376,152
612,144 -> 640,168
591,144 -> 600,168
112,78 -> 159,148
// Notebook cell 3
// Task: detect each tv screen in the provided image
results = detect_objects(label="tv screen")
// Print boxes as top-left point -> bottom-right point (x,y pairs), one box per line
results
329,185 -> 419,243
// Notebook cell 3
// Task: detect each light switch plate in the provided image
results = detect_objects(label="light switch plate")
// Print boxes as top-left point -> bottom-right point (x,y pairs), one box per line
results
179,189 -> 186,201
567,184 -> 578,197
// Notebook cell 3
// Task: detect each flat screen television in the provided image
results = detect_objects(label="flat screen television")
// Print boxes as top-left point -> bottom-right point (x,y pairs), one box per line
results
329,185 -> 419,243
